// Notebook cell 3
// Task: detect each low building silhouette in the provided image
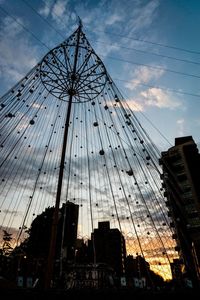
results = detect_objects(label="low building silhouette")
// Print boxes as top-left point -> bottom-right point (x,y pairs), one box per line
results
125,255 -> 164,288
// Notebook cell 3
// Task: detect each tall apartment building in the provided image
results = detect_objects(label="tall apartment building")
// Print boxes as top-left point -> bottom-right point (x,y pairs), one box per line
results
160,136 -> 200,285
91,221 -> 126,279
60,201 -> 79,262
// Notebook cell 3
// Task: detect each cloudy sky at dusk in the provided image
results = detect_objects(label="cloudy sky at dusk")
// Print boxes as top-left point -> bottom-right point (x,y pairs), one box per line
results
0,0 -> 199,150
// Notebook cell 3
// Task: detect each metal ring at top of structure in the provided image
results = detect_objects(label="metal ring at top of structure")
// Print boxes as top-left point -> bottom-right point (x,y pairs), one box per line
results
39,30 -> 107,103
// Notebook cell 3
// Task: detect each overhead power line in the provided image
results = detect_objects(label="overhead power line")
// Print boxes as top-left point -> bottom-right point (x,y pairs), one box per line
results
33,0 -> 200,62
100,55 -> 200,80
0,4 -> 200,100
0,5 -> 50,51
113,78 -> 200,99
21,0 -> 66,40
86,27 -> 200,56
23,0 -> 200,67
89,39 -> 200,66
40,0 -> 199,57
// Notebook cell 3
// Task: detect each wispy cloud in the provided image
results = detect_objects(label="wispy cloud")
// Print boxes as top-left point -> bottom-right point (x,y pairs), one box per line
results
105,13 -> 122,26
140,88 -> 182,109
0,16 -> 39,91
51,0 -> 70,28
123,88 -> 182,111
39,0 -> 74,30
124,61 -> 183,111
125,66 -> 164,90
38,0 -> 52,17
38,0 -> 160,60
122,0 -> 160,38
176,118 -> 185,136
122,99 -> 143,111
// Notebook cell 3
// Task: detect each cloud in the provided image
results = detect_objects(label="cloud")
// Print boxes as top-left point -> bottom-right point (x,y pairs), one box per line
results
123,65 -> 180,111
122,99 -> 144,111
176,118 -> 185,136
0,16 -> 39,90
124,0 -> 159,36
140,88 -> 182,109
38,0 -> 160,60
105,13 -> 122,26
38,0 -> 52,17
91,0 -> 159,56
39,0 -> 73,30
125,66 -> 164,90
122,88 -> 182,111
133,0 -> 159,31
51,0 -> 70,27
2,209 -> 22,216
52,0 -> 67,18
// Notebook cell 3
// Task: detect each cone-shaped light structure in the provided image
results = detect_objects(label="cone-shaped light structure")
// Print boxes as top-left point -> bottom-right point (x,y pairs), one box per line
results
0,23 -> 178,284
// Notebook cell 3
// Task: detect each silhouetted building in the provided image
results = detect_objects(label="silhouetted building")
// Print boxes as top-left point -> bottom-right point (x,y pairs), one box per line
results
170,259 -> 184,282
63,263 -> 115,289
75,239 -> 90,264
125,255 -> 149,287
160,136 -> 200,286
60,201 -> 79,262
9,202 -> 79,287
125,255 -> 164,288
91,221 -> 126,280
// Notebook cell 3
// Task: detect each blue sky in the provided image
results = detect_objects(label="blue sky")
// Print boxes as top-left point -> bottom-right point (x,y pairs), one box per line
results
0,0 -> 200,150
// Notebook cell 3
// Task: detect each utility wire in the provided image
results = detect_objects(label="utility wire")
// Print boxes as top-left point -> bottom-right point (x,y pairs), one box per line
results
0,5 -> 50,51
100,55 -> 200,80
89,38 -> 200,66
113,78 -> 200,99
0,4 -> 200,100
34,0 -> 200,65
118,87 -> 173,147
38,0 -> 200,56
86,26 -> 200,56
21,0 -> 66,40
21,0 -> 200,80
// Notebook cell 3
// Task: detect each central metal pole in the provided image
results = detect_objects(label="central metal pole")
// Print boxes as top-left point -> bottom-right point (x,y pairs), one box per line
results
44,23 -> 82,289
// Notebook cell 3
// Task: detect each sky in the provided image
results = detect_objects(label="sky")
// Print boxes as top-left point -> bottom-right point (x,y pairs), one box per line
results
0,0 -> 200,151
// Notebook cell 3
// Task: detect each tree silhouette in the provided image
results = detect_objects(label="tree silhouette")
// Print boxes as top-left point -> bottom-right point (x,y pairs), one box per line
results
15,207 -> 59,259
2,230 -> 13,256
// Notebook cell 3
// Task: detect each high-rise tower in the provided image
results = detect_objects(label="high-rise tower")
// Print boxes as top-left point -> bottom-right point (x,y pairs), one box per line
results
160,136 -> 200,285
